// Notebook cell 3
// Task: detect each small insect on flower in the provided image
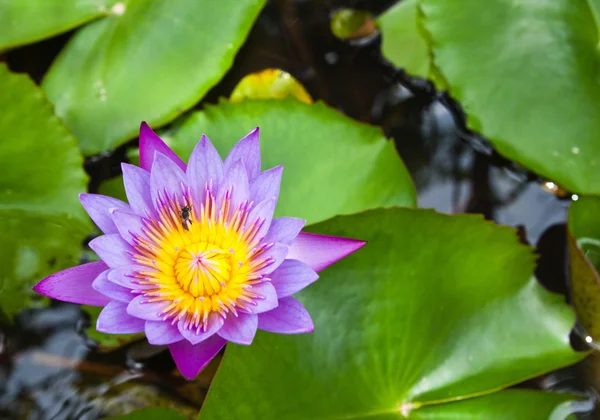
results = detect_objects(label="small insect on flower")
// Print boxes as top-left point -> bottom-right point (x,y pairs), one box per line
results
180,205 -> 193,231
33,122 -> 366,380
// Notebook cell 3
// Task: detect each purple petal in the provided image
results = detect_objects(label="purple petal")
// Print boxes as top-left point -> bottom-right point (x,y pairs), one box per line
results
88,234 -> 134,268
139,122 -> 186,172
97,301 -> 146,334
121,163 -> 156,218
92,270 -> 133,303
217,312 -> 258,345
145,320 -> 183,345
224,127 -> 261,181
186,134 -> 224,200
242,281 -> 278,314
270,259 -> 319,298
217,159 -> 249,211
169,334 -> 227,379
265,217 -> 306,246
247,197 -> 277,242
260,243 -> 289,275
178,312 -> 224,345
150,152 -> 188,209
249,165 -> 283,204
127,295 -> 171,321
33,262 -> 110,306
287,232 -> 366,272
79,193 -> 129,234
108,265 -> 155,289
111,209 -> 146,246
258,297 -> 314,334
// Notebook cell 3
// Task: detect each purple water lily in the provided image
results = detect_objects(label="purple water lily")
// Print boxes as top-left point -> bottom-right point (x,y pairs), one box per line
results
34,123 -> 365,379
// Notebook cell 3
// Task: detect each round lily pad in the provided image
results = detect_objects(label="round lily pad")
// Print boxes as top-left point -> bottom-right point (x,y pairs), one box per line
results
172,99 -> 416,224
0,0 -> 115,50
42,0 -> 266,155
421,0 -> 600,194
199,208 -> 583,419
0,64 -> 91,316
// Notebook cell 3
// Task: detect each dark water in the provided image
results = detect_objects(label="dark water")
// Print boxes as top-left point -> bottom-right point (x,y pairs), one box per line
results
1,0 -> 597,418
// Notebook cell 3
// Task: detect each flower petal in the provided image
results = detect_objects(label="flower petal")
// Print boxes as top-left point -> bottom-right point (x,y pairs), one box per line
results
88,234 -> 134,268
121,163 -> 156,218
249,165 -> 282,204
97,301 -> 146,334
169,334 -> 227,379
139,121 -> 186,172
265,217 -> 305,246
258,297 -> 314,334
145,320 -> 183,345
217,159 -> 249,211
217,312 -> 258,345
79,193 -> 129,234
111,209 -> 146,246
150,152 -> 188,209
260,243 -> 289,275
247,197 -> 277,242
108,265 -> 155,289
287,232 -> 366,272
178,312 -> 224,345
92,269 -> 133,303
33,262 -> 110,306
224,127 -> 261,181
270,259 -> 319,298
242,281 -> 278,314
186,134 -> 224,200
127,295 -> 171,321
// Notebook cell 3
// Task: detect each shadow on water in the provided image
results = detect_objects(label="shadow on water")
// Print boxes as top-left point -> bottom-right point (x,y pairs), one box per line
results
0,0 -> 597,418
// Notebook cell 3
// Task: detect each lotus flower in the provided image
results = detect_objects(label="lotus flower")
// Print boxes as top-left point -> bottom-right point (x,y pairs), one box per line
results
33,123 -> 365,378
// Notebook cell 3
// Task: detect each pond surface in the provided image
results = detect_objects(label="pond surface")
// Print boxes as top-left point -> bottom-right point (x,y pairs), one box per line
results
0,0 -> 597,418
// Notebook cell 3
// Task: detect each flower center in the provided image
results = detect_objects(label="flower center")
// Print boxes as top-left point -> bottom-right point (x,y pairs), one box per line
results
174,244 -> 232,297
129,184 -> 274,331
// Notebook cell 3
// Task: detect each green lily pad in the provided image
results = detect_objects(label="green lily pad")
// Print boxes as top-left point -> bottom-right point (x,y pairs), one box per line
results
409,389 -> 583,419
0,0 -> 116,50
0,64 -> 90,316
42,0 -> 266,155
172,99 -> 416,224
200,208 -> 583,419
108,407 -> 186,420
420,0 -> 600,194
378,0 -> 430,78
98,175 -> 128,203
568,196 -> 600,341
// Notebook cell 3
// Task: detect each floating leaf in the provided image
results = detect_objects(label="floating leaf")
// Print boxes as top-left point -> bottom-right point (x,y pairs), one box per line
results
0,64 -> 90,316
569,196 -> 600,342
0,0 -> 116,50
408,389 -> 584,419
108,407 -> 186,420
420,0 -> 600,194
230,69 -> 312,104
43,0 -> 266,155
200,208 -> 583,419
172,99 -> 416,224
378,0 -> 430,78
